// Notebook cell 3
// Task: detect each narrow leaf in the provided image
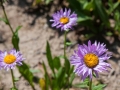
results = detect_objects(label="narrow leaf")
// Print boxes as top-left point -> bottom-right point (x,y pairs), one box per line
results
10,87 -> 18,90
67,0 -> 81,11
56,67 -> 66,88
15,26 -> 22,33
45,0 -> 52,4
66,42 -> 72,46
64,57 -> 70,75
12,33 -> 19,50
43,62 -> 50,90
17,62 -> 35,89
46,41 -> 55,74
69,73 -> 75,85
0,17 -> 9,24
74,77 -> 89,88
74,84 -> 88,88
14,78 -> 19,82
93,84 -> 106,90
83,1 -> 95,11
12,26 -> 22,50
12,25 -> 35,89
94,0 -> 110,27
53,57 -> 61,70
30,68 -> 40,73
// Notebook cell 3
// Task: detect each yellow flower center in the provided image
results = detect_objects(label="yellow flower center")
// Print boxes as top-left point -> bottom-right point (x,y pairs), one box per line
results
59,17 -> 69,24
4,54 -> 16,64
84,53 -> 99,68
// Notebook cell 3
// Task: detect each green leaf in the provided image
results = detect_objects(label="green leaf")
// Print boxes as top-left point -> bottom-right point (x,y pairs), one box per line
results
108,1 -> 119,14
55,67 -> 65,79
10,87 -> 18,90
29,68 -> 40,73
74,78 -> 89,88
106,32 -> 113,36
67,0 -> 81,11
12,33 -> 19,50
45,0 -> 53,4
17,62 -> 35,89
53,57 -> 61,70
35,0 -> 42,4
66,42 -> 72,46
46,41 -> 55,74
74,84 -> 88,88
77,15 -> 92,22
94,0 -> 110,27
114,10 -> 120,20
77,12 -> 92,22
93,84 -> 106,90
55,67 -> 66,88
0,17 -> 9,24
64,57 -> 70,75
43,62 -> 50,90
58,55 -> 64,59
69,73 -> 75,85
83,0 -> 95,11
14,77 -> 19,82
12,26 -> 35,89
114,11 -> 120,32
12,26 -> 22,51
113,2 -> 119,11
69,66 -> 74,75
52,80 -> 60,90
68,0 -> 92,22
15,26 -> 22,33
85,34 -> 94,39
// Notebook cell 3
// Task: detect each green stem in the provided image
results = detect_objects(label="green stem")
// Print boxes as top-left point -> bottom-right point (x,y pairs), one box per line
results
1,1 -> 14,34
64,31 -> 70,90
10,69 -> 17,89
64,31 -> 67,58
89,70 -> 93,90
89,78 -> 92,90
1,1 -> 35,90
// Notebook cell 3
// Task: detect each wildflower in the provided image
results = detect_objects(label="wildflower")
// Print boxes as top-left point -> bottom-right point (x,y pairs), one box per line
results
50,8 -> 77,31
70,40 -> 111,80
0,49 -> 25,71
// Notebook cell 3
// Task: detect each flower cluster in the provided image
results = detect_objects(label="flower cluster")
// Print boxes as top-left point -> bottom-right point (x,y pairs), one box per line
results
0,49 -> 24,71
70,40 -> 112,80
50,8 -> 77,31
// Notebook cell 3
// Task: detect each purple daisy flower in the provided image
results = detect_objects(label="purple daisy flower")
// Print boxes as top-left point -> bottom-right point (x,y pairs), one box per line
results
50,8 -> 77,31
70,40 -> 112,80
0,49 -> 25,71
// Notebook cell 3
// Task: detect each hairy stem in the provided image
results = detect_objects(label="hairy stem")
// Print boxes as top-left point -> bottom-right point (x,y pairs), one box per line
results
10,69 -> 17,89
1,1 -> 14,34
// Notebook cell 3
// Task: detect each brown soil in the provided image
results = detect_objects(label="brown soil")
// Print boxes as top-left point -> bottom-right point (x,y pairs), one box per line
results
0,0 -> 120,90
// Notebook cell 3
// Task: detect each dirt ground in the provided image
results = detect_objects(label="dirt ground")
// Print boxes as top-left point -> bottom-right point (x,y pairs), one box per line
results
0,0 -> 120,90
